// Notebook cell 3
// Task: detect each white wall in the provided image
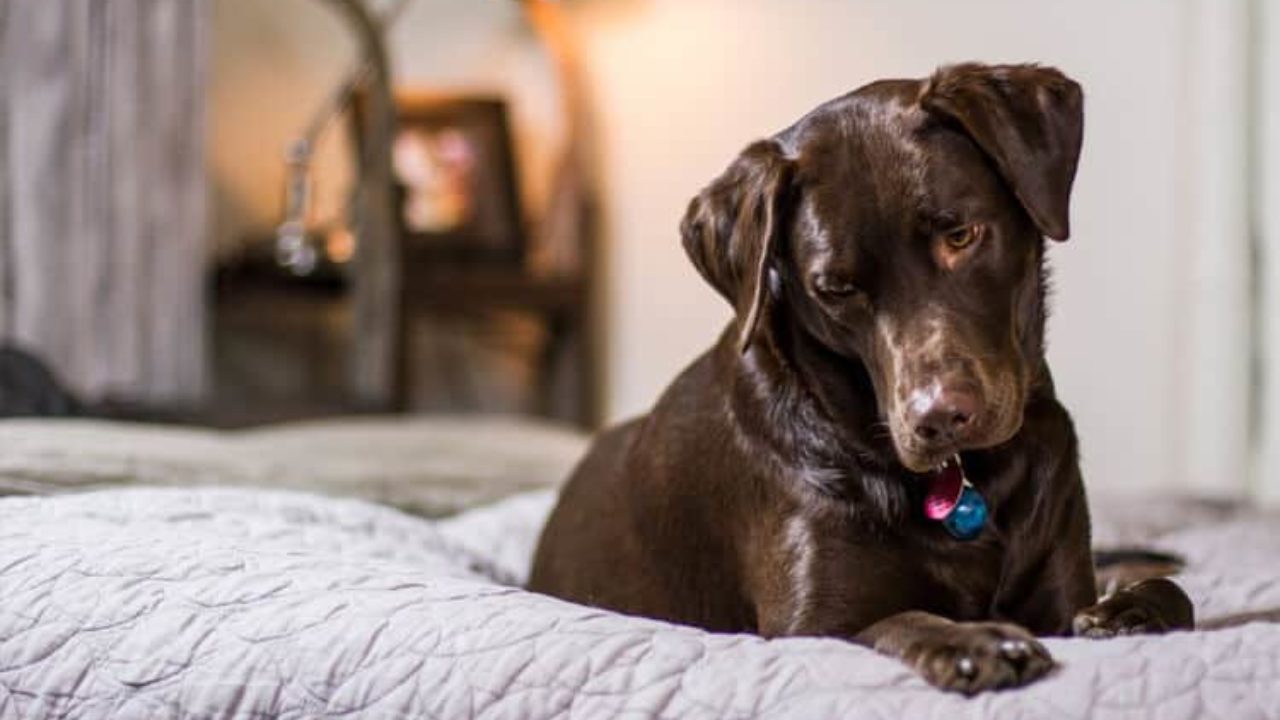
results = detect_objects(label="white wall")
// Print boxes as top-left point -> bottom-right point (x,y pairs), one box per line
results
210,0 -> 355,256
573,0 -> 1253,497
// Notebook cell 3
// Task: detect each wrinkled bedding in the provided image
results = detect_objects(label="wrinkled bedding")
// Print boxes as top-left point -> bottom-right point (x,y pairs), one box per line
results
0,485 -> 1277,719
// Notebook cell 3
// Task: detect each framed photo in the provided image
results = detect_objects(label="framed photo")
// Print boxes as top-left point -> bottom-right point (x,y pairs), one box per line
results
391,94 -> 525,263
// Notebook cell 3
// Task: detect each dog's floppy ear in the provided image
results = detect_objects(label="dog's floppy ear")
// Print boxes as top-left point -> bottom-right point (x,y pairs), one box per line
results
681,140 -> 794,354
921,63 -> 1084,240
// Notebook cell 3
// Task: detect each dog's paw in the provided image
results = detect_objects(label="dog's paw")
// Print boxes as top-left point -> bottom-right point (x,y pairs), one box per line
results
906,622 -> 1055,695
1072,578 -> 1194,638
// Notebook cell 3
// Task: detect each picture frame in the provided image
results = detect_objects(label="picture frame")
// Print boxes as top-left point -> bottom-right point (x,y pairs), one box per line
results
389,93 -> 525,263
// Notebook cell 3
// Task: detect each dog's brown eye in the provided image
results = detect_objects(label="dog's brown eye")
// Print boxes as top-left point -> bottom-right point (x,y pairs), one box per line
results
813,275 -> 857,296
818,281 -> 856,296
813,276 -> 870,309
943,224 -> 982,250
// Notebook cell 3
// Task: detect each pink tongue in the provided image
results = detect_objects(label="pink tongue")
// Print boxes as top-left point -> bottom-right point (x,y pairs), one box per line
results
924,462 -> 963,520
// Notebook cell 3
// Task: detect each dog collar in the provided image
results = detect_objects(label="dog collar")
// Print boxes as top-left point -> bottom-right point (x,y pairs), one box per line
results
924,455 -> 988,540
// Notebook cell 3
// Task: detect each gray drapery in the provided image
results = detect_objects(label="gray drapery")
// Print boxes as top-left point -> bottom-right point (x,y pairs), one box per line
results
0,0 -> 209,404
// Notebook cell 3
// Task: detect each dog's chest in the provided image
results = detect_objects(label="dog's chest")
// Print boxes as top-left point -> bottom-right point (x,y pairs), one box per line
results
783,511 -> 1009,623
911,530 -> 1008,619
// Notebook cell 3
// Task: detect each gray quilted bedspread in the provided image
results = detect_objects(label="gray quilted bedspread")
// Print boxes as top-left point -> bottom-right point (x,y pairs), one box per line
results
0,487 -> 1276,719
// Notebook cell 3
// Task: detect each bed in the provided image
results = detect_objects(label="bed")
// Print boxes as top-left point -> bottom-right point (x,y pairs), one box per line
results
0,417 -> 1276,718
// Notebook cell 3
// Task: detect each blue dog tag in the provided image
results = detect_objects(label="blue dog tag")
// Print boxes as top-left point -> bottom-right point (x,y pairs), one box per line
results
942,485 -> 988,540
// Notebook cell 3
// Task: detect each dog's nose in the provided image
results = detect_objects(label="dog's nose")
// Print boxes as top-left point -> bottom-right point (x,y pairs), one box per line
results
907,386 -> 980,446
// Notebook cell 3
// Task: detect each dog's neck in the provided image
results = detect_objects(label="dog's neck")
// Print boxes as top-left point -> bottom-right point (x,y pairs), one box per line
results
757,311 -> 903,470
724,312 -> 913,522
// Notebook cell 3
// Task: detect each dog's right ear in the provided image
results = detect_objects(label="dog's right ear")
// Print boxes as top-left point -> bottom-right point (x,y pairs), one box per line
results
681,140 -> 794,354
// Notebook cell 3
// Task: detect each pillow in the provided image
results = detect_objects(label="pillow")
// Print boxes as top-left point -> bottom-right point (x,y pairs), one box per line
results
0,415 -> 587,516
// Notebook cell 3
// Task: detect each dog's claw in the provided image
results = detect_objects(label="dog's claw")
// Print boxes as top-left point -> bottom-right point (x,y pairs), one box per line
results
999,639 -> 1030,660
1074,607 -> 1155,638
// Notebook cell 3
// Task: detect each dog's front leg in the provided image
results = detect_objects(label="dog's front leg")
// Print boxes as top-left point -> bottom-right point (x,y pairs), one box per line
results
1072,578 -> 1194,638
752,537 -> 1057,693
855,611 -> 1055,694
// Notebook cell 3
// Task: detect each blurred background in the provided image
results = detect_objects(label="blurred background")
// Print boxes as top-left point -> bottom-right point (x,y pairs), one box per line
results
2,0 -> 1278,504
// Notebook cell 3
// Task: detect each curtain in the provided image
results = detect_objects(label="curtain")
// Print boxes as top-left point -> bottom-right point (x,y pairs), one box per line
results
0,0 -> 209,404
1258,0 -> 1280,506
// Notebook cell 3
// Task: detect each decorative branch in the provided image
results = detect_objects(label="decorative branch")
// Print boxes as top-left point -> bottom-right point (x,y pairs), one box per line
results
317,0 -> 401,407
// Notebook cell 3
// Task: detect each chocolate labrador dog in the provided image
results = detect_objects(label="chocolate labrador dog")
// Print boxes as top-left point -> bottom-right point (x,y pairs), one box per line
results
529,63 -> 1193,694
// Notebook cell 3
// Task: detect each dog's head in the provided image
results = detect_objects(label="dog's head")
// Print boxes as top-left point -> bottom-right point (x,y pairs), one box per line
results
681,63 -> 1083,472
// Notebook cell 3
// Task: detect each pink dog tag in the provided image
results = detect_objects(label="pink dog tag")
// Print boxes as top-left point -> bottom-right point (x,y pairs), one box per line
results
924,460 -> 964,520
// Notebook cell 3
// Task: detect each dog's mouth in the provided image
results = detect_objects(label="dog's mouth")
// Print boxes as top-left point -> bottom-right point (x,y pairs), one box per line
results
894,439 -> 963,474
887,406 -> 1024,473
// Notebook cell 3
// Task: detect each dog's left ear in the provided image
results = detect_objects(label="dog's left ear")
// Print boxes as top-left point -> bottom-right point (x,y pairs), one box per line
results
921,63 -> 1084,240
681,139 -> 795,353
